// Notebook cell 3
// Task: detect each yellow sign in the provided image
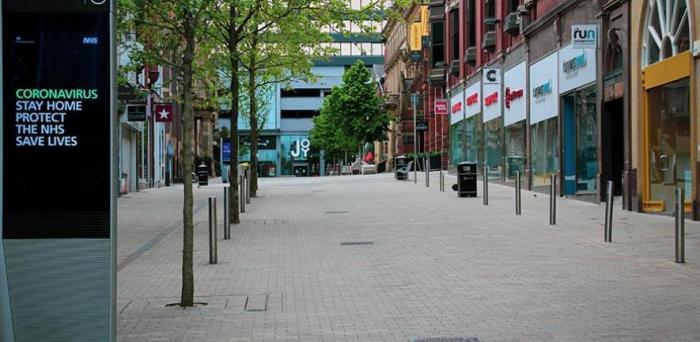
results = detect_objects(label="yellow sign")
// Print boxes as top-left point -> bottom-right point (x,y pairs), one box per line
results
420,6 -> 429,36
409,23 -> 422,51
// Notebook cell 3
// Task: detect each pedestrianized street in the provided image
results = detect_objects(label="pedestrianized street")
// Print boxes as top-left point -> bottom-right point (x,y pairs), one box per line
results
117,174 -> 700,342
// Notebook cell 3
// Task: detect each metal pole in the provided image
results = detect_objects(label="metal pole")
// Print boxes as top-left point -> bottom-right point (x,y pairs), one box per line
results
223,187 -> 229,240
208,198 -> 217,264
240,175 -> 246,213
483,166 -> 488,206
425,157 -> 429,187
515,171 -> 522,215
549,174 -> 556,225
675,187 -> 685,263
440,169 -> 444,192
621,174 -> 626,210
604,180 -> 614,242
213,197 -> 217,263
246,168 -> 251,204
412,96 -> 417,185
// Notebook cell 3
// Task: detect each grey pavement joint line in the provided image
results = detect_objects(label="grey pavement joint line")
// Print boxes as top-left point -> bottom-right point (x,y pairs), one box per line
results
117,201 -> 208,272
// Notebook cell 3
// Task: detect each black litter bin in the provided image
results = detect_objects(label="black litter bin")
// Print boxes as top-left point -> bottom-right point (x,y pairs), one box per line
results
457,161 -> 477,197
196,164 -> 209,186
395,155 -> 407,180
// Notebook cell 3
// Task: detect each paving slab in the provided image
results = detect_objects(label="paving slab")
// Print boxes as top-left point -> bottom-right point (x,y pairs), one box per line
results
117,173 -> 700,341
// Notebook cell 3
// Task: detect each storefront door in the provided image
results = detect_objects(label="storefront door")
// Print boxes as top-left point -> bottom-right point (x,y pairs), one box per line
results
643,53 -> 692,213
562,95 -> 577,195
646,77 -> 690,212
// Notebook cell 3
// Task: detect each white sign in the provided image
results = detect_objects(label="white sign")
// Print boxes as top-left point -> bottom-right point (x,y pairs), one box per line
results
482,69 -> 501,123
503,61 -> 527,126
529,52 -> 559,125
450,88 -> 465,124
291,138 -> 310,158
483,68 -> 501,84
558,43 -> 597,94
464,81 -> 481,119
572,24 -> 598,49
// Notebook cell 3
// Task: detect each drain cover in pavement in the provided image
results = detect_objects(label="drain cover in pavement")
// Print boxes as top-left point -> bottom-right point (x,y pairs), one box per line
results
412,338 -> 481,342
244,294 -> 268,312
325,210 -> 347,214
340,241 -> 373,246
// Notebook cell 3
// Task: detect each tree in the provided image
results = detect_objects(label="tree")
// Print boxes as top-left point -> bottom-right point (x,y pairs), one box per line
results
310,61 -> 390,160
119,0 -> 216,307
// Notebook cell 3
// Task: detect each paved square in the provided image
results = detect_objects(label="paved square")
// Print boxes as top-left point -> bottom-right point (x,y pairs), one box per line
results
117,173 -> 700,341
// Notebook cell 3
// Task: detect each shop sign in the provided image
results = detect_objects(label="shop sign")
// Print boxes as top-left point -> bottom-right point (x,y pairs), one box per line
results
416,120 -> 429,132
572,24 -> 597,49
240,135 -> 277,150
483,68 -> 501,84
291,138 -> 310,159
154,103 -> 174,122
558,44 -> 596,94
482,68 -> 501,123
464,81 -> 481,118
529,52 -> 559,125
126,104 -> 146,121
449,89 -> 464,124
435,99 -> 448,115
504,62 -> 527,126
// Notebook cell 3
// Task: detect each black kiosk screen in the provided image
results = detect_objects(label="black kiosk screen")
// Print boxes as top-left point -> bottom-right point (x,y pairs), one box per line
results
3,10 -> 111,238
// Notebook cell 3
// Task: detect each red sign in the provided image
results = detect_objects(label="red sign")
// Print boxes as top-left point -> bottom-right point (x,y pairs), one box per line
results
484,92 -> 499,106
154,103 -> 174,122
466,93 -> 479,106
505,87 -> 524,109
451,102 -> 462,114
434,99 -> 448,115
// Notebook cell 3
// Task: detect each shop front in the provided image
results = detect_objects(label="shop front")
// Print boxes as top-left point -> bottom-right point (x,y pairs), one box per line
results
239,135 -> 279,177
529,52 -> 560,192
482,68 -> 503,181
464,81 -> 482,170
449,85 -> 466,169
559,44 -> 598,198
280,134 -> 321,176
503,61 -> 527,184
638,0 -> 694,214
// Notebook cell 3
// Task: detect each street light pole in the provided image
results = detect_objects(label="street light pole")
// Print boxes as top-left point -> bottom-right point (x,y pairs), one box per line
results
411,93 -> 418,184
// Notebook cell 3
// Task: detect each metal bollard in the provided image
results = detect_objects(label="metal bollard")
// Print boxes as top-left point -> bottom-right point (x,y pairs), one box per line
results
621,175 -> 626,210
413,157 -> 417,184
549,174 -> 556,225
675,188 -> 685,263
425,157 -> 429,187
223,187 -> 230,240
515,171 -> 522,215
440,169 -> 444,192
604,180 -> 614,242
208,197 -> 218,264
240,175 -> 246,213
483,166 -> 488,206
246,169 -> 251,204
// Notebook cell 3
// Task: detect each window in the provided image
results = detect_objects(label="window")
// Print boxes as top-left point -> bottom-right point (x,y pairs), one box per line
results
281,89 -> 321,97
281,110 -> 319,118
431,21 -> 445,67
509,0 -> 519,12
450,10 -> 459,60
467,0 -> 476,47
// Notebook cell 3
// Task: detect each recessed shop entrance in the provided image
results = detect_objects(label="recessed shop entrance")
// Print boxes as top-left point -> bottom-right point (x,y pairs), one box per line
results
601,98 -> 624,196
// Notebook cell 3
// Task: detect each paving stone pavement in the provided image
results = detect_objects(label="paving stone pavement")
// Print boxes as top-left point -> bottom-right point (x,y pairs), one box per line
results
117,173 -> 700,342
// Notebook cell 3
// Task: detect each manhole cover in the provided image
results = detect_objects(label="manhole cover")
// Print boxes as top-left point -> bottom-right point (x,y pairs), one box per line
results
340,241 -> 374,246
412,338 -> 480,342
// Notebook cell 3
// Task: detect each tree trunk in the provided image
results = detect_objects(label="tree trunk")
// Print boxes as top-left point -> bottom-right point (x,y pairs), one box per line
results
228,4 -> 241,224
180,11 -> 196,308
248,40 -> 259,197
